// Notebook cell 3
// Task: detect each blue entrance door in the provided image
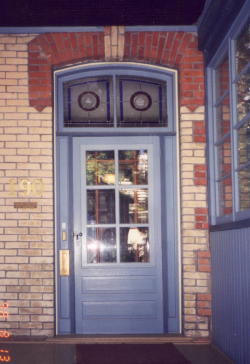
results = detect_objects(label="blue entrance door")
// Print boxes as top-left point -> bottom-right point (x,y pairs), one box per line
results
73,136 -> 164,334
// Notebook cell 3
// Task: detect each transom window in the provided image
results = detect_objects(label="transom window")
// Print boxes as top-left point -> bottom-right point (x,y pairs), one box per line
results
209,20 -> 250,223
55,64 -> 176,134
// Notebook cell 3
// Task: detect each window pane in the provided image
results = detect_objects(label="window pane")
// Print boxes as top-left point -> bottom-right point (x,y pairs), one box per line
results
119,150 -> 148,185
236,72 -> 250,122
238,122 -> 250,166
239,167 -> 250,211
216,56 -> 229,98
120,227 -> 149,263
87,227 -> 116,263
87,190 -> 115,224
86,151 -> 115,185
217,137 -> 232,177
63,77 -> 113,127
218,177 -> 233,216
216,95 -> 231,139
235,23 -> 250,74
120,189 -> 148,223
117,77 -> 167,127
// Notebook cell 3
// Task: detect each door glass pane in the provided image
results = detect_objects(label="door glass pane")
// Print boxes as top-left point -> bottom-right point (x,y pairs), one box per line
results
120,227 -> 149,262
86,151 -> 115,185
87,227 -> 116,263
120,189 -> 148,223
119,150 -> 148,185
87,189 -> 115,224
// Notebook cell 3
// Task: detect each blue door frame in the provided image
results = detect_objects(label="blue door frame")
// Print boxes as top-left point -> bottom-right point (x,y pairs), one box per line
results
55,63 -> 180,335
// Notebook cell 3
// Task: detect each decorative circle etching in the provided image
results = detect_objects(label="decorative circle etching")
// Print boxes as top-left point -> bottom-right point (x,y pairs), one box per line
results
130,91 -> 152,111
78,91 -> 100,111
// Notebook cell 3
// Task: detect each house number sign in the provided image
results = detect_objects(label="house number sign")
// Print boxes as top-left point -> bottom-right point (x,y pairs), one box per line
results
8,179 -> 44,197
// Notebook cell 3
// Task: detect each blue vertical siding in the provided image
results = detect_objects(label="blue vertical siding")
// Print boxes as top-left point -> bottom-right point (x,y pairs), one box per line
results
211,228 -> 250,364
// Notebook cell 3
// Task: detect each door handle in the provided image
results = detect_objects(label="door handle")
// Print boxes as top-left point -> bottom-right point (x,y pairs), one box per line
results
73,232 -> 83,240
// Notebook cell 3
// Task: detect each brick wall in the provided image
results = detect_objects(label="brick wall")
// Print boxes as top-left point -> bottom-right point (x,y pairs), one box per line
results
0,34 -> 54,336
0,29 -> 210,337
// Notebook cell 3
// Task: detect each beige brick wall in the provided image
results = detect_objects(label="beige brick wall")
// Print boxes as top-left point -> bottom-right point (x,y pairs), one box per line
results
0,34 -> 54,336
180,106 -> 210,337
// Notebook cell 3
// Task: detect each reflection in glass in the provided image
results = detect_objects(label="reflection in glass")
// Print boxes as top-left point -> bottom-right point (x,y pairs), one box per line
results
87,190 -> 115,224
239,167 -> 250,211
238,122 -> 250,166
218,177 -> 233,216
120,227 -> 149,262
217,137 -> 232,178
237,72 -> 250,122
86,151 -> 115,185
236,23 -> 250,74
87,227 -> 116,263
216,97 -> 231,139
216,56 -> 229,97
120,189 -> 148,223
119,150 -> 148,185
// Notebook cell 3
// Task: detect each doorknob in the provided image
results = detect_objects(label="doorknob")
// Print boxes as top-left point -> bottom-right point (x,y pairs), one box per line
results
73,232 -> 83,240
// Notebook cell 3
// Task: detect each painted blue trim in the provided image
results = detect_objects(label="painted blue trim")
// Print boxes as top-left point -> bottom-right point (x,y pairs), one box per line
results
0,25 -> 197,34
159,86 -> 163,122
125,26 -> 197,32
0,26 -> 103,34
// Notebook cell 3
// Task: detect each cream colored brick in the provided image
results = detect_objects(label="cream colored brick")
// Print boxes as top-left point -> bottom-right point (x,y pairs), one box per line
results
180,135 -> 193,142
181,113 -> 204,121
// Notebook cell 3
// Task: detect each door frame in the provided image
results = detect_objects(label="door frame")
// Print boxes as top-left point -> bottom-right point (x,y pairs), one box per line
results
54,62 -> 181,335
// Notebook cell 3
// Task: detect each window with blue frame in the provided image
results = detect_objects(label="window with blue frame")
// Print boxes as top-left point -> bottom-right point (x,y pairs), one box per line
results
55,64 -> 176,134
209,20 -> 250,223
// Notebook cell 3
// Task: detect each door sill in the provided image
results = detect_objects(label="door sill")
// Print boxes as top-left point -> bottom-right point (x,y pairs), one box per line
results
47,335 -> 210,345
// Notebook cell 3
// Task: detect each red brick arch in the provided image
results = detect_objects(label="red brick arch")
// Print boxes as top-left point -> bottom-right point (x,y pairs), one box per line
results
28,32 -> 105,111
124,31 -> 205,110
28,31 -> 204,112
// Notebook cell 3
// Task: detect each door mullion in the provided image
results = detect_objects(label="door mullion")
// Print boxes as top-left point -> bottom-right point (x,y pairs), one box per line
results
115,148 -> 120,263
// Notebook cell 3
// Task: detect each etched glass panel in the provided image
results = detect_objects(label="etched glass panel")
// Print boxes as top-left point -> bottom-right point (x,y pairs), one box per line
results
239,167 -> 250,210
120,227 -> 149,263
87,227 -> 116,263
120,189 -> 148,224
86,151 -> 115,185
87,190 -> 115,224
63,77 -> 113,127
119,150 -> 148,185
117,77 -> 167,127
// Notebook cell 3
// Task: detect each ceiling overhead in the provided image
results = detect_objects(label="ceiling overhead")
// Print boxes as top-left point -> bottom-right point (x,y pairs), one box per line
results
2,0 -> 206,27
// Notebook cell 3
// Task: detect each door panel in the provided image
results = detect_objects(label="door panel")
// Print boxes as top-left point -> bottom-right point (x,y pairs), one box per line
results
73,136 -> 163,334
